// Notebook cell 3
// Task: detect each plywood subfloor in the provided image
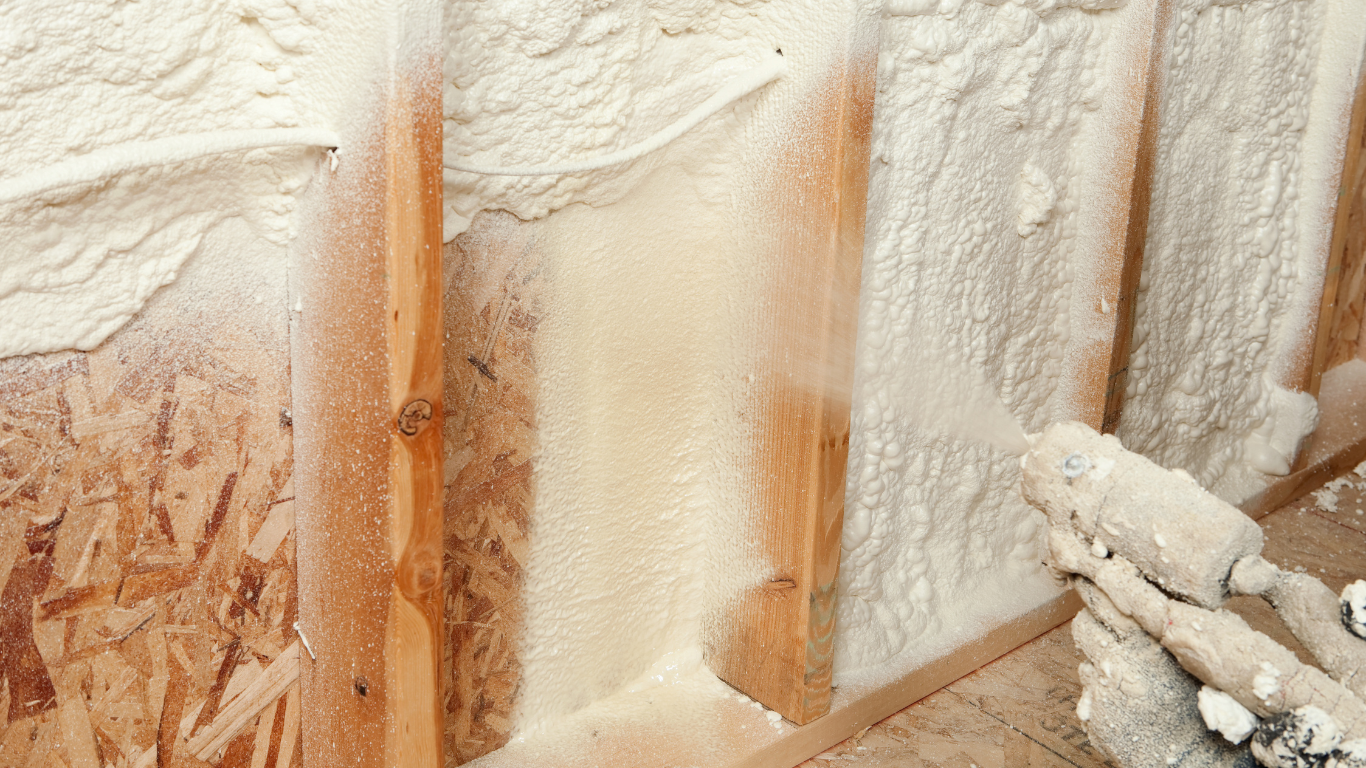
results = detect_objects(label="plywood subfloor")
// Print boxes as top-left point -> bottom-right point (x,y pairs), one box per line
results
798,491 -> 1366,768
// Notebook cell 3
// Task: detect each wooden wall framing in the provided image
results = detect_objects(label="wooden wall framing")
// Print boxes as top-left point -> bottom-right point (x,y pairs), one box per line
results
293,58 -> 445,768
445,0 -> 1173,760
1092,0 -> 1172,434
703,43 -> 875,727
1311,67 -> 1366,385
5,8 -> 1365,768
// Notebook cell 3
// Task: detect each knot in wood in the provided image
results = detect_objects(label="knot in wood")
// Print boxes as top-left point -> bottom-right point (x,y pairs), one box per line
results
399,555 -> 442,598
416,564 -> 439,592
397,399 -> 433,436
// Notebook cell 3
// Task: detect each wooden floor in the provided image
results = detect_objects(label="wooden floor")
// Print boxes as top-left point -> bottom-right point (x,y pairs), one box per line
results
799,486 -> 1366,768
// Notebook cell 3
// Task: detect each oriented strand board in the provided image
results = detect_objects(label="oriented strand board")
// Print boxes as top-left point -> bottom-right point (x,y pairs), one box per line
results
0,302 -> 300,768
441,212 -> 540,764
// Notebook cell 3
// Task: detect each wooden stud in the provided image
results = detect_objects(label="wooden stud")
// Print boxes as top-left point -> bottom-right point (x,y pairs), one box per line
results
1093,0 -> 1172,434
382,58 -> 447,768
1310,67 -> 1366,386
294,56 -> 444,768
703,45 -> 876,727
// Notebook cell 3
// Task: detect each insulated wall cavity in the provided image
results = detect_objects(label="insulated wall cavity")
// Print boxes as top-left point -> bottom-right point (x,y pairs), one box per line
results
838,0 -> 1149,678
441,0 -> 876,747
1119,0 -> 1366,503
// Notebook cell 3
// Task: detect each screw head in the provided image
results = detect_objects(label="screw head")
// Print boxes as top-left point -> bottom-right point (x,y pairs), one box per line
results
1061,453 -> 1092,479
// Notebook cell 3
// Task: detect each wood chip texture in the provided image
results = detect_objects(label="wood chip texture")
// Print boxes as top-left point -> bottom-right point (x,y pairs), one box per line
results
442,212 -> 540,765
0,307 -> 301,768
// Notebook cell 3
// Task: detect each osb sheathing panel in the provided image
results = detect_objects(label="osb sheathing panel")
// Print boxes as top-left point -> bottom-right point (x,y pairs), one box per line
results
442,212 -> 540,765
0,312 -> 301,768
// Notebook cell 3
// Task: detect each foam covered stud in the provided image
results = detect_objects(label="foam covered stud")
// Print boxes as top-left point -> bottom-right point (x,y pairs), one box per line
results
1021,422 -> 1263,609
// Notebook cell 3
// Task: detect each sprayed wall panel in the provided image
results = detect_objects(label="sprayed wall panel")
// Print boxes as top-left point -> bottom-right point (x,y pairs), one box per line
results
833,0 -> 1171,682
1120,0 -> 1366,501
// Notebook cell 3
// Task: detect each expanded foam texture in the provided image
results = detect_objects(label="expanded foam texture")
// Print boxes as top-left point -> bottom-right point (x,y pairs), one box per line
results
837,0 -> 1127,677
442,0 -> 882,735
0,0 -> 397,357
1119,0 -> 1366,503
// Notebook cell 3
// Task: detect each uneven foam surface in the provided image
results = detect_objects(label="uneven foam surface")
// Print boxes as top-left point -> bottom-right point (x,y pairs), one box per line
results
1120,0 -> 1366,502
836,0 -> 1132,676
442,0 -> 799,241
0,0 -> 386,357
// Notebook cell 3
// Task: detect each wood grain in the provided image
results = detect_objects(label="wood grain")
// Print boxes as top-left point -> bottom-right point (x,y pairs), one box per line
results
703,46 -> 875,727
294,56 -> 444,768
1320,68 -> 1366,375
441,213 -> 540,765
801,686 -> 1084,768
383,56 -> 447,768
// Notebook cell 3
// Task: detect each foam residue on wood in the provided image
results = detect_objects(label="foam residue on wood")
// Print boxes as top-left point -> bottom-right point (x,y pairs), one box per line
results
1119,0 -> 1366,501
0,225 -> 300,767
